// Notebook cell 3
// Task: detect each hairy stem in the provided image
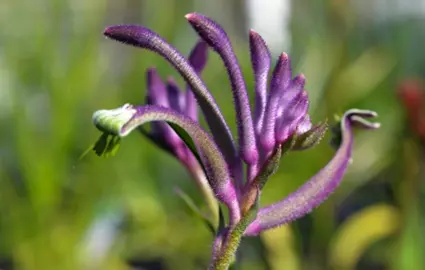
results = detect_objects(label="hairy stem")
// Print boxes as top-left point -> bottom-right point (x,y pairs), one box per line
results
210,196 -> 258,270
209,228 -> 242,270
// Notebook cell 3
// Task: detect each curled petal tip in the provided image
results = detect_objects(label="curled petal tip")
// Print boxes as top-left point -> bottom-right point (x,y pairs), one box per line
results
346,109 -> 378,118
92,104 -> 137,136
346,109 -> 380,130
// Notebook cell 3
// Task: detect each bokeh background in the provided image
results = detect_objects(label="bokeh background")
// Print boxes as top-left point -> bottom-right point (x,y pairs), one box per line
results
1,0 -> 425,269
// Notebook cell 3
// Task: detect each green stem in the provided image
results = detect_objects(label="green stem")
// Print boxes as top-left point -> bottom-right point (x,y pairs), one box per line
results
210,194 -> 258,270
209,227 -> 243,270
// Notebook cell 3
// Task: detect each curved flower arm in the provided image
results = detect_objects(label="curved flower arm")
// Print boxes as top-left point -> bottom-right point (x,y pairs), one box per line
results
103,25 -> 238,172
92,104 -> 241,224
186,13 -> 258,166
249,30 -> 271,137
244,109 -> 380,236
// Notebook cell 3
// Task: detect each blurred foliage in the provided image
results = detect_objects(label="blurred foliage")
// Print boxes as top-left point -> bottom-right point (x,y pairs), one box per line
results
0,0 -> 424,269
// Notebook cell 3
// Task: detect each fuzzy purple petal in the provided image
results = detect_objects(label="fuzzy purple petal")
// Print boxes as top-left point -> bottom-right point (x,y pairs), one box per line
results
186,13 -> 258,165
146,69 -> 182,152
103,25 -> 237,170
244,109 -> 380,236
260,53 -> 292,152
249,30 -> 271,136
275,74 -> 305,120
275,90 -> 309,144
185,40 -> 208,122
188,40 -> 208,72
166,78 -> 184,113
146,68 -> 168,107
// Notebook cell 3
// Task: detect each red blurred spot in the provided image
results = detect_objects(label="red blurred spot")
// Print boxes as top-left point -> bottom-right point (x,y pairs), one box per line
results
397,78 -> 425,140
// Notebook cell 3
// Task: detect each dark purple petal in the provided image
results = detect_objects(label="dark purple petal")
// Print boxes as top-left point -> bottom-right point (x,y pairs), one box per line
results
249,30 -> 271,136
103,25 -> 238,170
185,40 -> 209,122
146,69 -> 182,152
188,40 -> 208,73
166,77 -> 184,113
260,53 -> 292,152
93,104 -> 241,224
185,89 -> 197,121
275,74 -> 305,120
146,68 -> 168,107
186,13 -> 258,165
275,90 -> 309,144
244,109 -> 380,236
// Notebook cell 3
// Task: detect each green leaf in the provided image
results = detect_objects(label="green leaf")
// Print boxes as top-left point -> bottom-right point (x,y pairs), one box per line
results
168,122 -> 206,174
93,133 -> 109,156
104,135 -> 121,158
291,121 -> 328,151
175,187 -> 215,235
91,133 -> 121,158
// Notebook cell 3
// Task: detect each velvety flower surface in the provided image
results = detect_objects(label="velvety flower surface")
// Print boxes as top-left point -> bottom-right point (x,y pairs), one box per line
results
94,12 -> 380,269
140,40 -> 207,168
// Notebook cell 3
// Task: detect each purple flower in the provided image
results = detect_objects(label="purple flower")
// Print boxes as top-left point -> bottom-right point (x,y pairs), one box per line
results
140,40 -> 207,168
93,12 -> 380,269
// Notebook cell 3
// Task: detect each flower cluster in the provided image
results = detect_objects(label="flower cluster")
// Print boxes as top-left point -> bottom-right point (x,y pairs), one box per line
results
92,13 -> 379,269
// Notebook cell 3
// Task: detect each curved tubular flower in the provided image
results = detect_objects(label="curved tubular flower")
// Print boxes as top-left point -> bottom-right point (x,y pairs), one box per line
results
93,104 -> 240,224
244,109 -> 380,236
103,25 -> 238,171
96,13 -> 380,269
186,13 -> 258,165
249,30 -> 271,137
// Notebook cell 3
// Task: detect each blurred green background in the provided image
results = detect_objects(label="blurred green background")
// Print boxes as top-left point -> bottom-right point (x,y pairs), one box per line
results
1,0 -> 425,269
